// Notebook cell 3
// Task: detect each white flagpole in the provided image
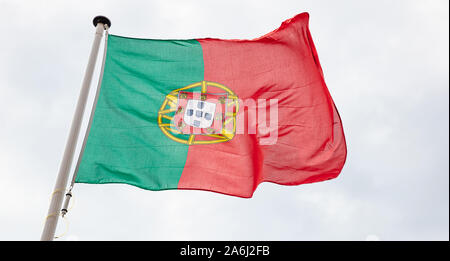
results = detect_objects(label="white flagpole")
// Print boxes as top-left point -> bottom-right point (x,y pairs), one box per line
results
40,16 -> 111,241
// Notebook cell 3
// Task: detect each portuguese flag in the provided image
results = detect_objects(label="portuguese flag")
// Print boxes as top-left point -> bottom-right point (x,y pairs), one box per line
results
75,12 -> 347,198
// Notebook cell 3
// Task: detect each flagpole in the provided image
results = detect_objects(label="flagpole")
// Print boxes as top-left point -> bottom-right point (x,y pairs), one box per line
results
40,16 -> 111,241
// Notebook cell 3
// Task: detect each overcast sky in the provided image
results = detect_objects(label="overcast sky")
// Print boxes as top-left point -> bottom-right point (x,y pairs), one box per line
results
0,0 -> 448,240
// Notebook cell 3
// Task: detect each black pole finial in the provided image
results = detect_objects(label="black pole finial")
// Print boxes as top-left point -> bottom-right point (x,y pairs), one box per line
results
93,16 -> 111,28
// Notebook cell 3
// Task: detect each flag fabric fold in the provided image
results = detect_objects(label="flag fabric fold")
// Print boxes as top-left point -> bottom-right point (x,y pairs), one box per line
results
75,12 -> 347,198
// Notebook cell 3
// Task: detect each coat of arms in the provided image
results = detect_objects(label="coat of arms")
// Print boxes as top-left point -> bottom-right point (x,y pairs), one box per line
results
157,81 -> 238,145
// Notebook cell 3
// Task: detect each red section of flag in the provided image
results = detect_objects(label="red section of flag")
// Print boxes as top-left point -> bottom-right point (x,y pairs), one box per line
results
178,12 -> 347,197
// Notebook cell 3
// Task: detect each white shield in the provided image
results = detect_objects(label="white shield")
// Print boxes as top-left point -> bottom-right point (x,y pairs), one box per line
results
183,99 -> 216,128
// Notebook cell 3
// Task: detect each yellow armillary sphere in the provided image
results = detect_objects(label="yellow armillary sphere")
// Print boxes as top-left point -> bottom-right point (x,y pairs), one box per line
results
157,81 -> 239,145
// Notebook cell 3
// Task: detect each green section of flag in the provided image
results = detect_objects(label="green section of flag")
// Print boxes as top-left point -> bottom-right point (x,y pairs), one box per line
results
75,35 -> 204,190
